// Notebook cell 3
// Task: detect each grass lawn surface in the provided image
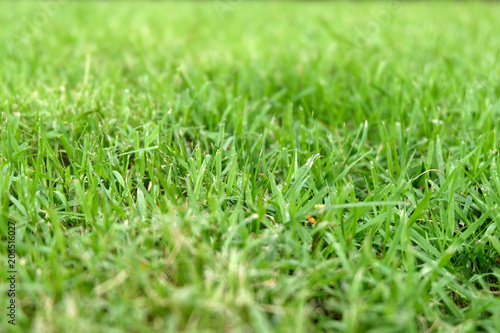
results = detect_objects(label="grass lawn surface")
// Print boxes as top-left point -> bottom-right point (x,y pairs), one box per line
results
1,2 -> 500,332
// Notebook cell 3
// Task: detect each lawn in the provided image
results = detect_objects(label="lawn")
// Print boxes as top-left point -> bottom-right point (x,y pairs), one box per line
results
1,1 -> 500,332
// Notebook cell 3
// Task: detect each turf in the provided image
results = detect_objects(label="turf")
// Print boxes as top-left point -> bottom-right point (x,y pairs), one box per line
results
1,1 -> 500,332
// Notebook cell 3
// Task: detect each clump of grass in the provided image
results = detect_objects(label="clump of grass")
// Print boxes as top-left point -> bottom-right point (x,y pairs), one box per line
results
1,2 -> 500,332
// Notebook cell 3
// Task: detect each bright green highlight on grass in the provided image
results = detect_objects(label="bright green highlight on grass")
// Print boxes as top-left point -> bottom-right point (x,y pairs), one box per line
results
1,2 -> 500,332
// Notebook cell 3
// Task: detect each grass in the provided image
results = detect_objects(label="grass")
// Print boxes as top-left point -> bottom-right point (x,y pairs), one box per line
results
1,1 -> 500,332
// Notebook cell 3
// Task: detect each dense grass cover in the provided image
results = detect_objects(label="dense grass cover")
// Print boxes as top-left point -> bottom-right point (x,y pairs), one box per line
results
1,2 -> 500,332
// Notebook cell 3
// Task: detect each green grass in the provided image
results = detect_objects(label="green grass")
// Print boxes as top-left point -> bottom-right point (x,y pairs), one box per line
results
1,1 -> 500,332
